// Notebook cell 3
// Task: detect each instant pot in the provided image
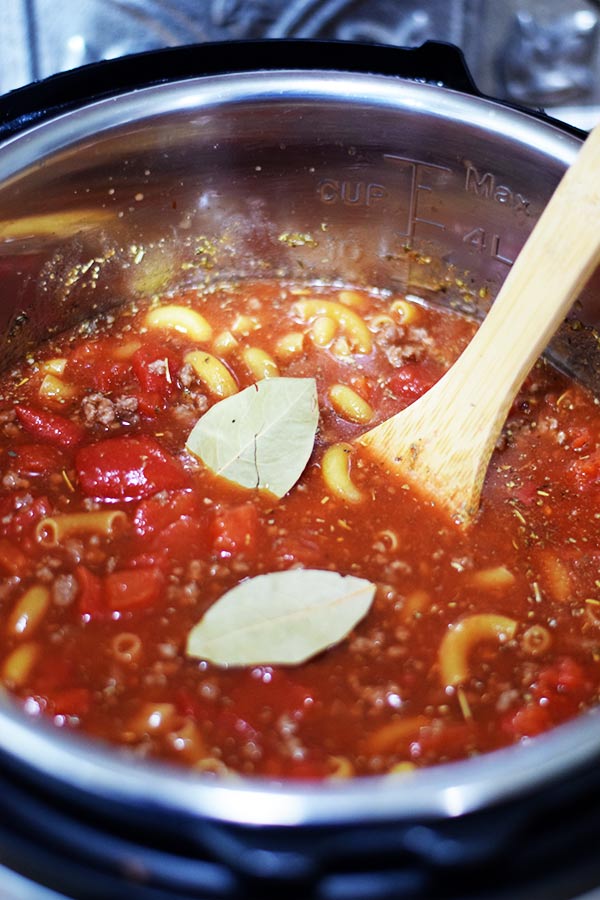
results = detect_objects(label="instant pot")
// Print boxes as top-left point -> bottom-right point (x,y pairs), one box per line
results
0,39 -> 599,900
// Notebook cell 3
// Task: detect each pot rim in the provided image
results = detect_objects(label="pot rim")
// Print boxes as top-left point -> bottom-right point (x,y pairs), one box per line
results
0,63 -> 594,829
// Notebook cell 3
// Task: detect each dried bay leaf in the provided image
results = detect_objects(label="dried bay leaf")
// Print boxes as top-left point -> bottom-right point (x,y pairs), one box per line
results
186,569 -> 376,667
185,377 -> 318,498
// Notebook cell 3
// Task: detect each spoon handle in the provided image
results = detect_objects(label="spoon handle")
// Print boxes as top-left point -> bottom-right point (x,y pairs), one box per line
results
360,123 -> 600,524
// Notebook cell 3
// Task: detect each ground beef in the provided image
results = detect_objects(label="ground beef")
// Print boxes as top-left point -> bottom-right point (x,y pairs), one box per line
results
2,471 -> 29,490
384,343 -> 423,368
81,392 -> 139,426
52,573 -> 77,607
113,395 -> 139,421
179,363 -> 195,389
0,408 -> 20,439
81,393 -> 116,426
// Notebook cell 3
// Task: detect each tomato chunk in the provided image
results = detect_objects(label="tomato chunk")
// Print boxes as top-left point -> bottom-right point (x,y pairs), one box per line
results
15,405 -> 85,449
0,493 -> 52,539
532,657 -> 591,712
133,489 -> 200,538
210,504 -> 259,557
12,442 -> 65,476
76,435 -> 187,502
387,361 -> 442,404
132,343 -> 180,398
105,567 -> 165,611
67,340 -> 132,393
76,566 -> 105,622
502,704 -> 552,740
0,537 -> 28,575
570,449 -> 600,490
156,518 -> 208,562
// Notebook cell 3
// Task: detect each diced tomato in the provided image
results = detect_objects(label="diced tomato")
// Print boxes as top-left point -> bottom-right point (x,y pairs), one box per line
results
134,489 -> 201,538
15,405 -> 85,449
0,493 -> 52,539
155,518 -> 208,562
569,426 -> 592,451
0,537 -> 27,575
387,361 -> 442,404
132,343 -> 180,399
135,390 -> 166,419
105,566 -> 165,611
570,449 -> 600,490
94,360 -> 132,394
11,442 -> 65,476
532,657 -> 591,711
210,503 -> 259,558
502,703 -> 552,739
504,658 -> 593,739
75,565 -> 106,621
68,340 -> 132,393
76,435 -> 188,502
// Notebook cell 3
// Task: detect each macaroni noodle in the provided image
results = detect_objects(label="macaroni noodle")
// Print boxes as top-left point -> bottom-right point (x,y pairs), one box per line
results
322,443 -> 364,503
145,305 -> 212,341
439,614 -> 518,687
184,350 -> 238,398
293,300 -> 373,353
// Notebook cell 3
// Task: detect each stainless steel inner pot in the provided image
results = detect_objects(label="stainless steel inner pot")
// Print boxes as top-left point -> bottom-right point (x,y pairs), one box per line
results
0,45 -> 598,845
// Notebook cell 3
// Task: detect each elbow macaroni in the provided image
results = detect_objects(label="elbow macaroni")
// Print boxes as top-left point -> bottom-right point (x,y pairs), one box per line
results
242,347 -> 280,381
322,443 -> 364,503
212,330 -> 239,356
184,350 -> 238,398
439,614 -> 518,687
329,384 -> 374,424
292,299 -> 373,353
7,585 -> 50,639
274,331 -> 304,361
310,316 -> 337,347
521,624 -> 552,656
36,510 -> 128,546
391,298 -> 419,325
145,305 -> 212,342
2,641 -> 40,688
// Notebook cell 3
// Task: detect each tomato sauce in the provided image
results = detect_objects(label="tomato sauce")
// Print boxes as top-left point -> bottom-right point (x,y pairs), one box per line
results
0,280 -> 598,779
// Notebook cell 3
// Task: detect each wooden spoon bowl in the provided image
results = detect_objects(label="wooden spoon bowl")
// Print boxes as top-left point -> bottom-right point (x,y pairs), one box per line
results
359,123 -> 600,526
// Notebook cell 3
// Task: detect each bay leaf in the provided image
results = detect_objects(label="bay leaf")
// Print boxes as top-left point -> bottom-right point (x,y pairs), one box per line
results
186,569 -> 376,667
185,377 -> 318,498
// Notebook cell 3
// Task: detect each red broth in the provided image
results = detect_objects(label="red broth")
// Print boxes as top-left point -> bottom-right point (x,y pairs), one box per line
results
0,280 -> 598,779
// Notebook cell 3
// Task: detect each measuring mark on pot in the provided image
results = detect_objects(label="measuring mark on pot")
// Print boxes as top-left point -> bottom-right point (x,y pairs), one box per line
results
316,156 -> 450,239
383,156 -> 450,239
317,180 -> 387,207
465,166 -> 531,215
462,227 -> 515,266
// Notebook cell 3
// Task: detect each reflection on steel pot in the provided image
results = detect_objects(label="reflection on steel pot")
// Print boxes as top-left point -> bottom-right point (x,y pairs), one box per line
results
0,39 -> 599,900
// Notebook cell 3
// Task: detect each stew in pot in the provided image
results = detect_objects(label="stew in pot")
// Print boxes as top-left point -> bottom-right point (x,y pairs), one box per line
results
0,280 -> 598,779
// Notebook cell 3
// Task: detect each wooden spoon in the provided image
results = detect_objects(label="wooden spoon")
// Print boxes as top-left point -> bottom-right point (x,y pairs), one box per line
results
359,123 -> 600,526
